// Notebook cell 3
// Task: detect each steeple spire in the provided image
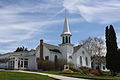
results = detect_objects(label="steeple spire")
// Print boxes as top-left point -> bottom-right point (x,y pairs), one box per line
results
61,16 -> 72,44
62,16 -> 72,35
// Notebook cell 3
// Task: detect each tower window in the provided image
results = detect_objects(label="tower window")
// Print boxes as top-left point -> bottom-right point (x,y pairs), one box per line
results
69,36 -> 70,43
66,36 -> 68,43
63,37 -> 64,44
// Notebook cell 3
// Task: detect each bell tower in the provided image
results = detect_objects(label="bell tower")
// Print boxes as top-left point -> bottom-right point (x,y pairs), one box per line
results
59,16 -> 73,62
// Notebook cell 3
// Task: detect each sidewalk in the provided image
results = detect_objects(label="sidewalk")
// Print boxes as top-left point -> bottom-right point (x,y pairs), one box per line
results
13,70 -> 90,80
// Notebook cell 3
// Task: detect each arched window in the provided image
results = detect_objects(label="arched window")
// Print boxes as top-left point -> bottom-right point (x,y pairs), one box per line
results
80,56 -> 82,66
82,51 -> 85,55
55,55 -> 58,63
85,57 -> 88,66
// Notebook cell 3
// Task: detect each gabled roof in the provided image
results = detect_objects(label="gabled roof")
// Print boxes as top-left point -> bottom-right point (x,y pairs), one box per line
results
44,43 -> 59,50
74,45 -> 82,53
44,43 -> 61,54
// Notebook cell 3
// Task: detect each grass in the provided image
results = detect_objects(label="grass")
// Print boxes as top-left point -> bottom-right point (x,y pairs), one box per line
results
35,71 -> 120,80
0,71 -> 55,80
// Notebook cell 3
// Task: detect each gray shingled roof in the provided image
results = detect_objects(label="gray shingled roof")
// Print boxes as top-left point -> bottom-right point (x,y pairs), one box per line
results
74,45 -> 82,53
44,43 -> 61,54
36,43 -> 61,54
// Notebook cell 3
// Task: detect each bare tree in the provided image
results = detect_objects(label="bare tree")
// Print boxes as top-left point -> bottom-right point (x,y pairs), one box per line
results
81,37 -> 105,70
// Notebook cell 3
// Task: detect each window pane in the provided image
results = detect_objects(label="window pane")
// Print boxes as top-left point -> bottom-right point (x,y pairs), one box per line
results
24,60 -> 28,68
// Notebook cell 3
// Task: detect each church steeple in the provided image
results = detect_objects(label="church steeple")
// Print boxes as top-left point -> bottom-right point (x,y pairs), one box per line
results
61,16 -> 72,44
62,16 -> 71,35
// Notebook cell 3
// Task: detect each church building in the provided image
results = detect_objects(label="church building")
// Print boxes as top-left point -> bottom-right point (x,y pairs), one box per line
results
36,16 -> 91,69
0,16 -> 91,70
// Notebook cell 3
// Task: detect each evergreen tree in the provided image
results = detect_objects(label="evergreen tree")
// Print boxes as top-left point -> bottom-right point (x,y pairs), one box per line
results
24,48 -> 28,51
15,46 -> 28,52
106,25 -> 118,76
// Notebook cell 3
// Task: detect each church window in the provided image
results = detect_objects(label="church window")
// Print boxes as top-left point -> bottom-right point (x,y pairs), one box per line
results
45,56 -> 49,60
82,51 -> 85,55
80,56 -> 82,66
85,57 -> 88,66
55,55 -> 58,62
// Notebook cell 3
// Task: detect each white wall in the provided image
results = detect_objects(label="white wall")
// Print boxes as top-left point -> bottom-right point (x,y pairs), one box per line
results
59,44 -> 73,62
28,56 -> 37,70
44,46 -> 62,62
14,57 -> 18,69
72,47 -> 91,68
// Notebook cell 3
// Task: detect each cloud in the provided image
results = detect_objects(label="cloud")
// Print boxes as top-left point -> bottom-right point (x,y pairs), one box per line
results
0,0 -> 63,43
63,0 -> 120,24
0,0 -> 85,54
0,49 -> 12,53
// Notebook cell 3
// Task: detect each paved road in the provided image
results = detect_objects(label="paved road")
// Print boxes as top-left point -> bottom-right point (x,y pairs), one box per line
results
12,70 -> 90,80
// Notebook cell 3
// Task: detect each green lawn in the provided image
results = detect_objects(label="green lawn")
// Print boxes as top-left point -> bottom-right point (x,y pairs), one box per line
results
0,71 -> 55,80
36,71 -> 120,80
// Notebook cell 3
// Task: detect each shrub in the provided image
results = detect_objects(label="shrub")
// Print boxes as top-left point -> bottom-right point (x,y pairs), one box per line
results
55,59 -> 74,70
62,69 -> 74,73
38,60 -> 55,71
78,66 -> 92,74
70,68 -> 80,72
89,69 -> 102,75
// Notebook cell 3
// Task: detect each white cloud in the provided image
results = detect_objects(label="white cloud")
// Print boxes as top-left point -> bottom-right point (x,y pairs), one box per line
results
0,49 -> 12,54
0,17 -> 83,43
0,0 -> 84,53
63,0 -> 120,24
0,0 -> 64,43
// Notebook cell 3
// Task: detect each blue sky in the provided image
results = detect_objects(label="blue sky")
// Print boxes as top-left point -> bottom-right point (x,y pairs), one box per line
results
1,0 -> 120,53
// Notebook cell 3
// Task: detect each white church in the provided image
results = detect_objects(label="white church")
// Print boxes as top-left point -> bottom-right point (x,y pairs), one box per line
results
0,16 -> 91,70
